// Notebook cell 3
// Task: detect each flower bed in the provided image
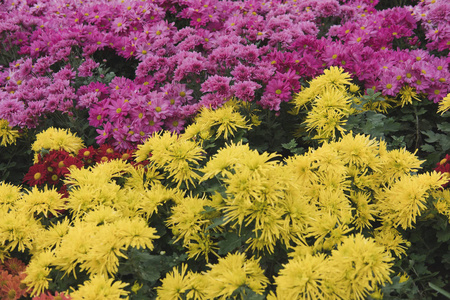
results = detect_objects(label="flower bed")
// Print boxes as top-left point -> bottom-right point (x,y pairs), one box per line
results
1,0 -> 450,299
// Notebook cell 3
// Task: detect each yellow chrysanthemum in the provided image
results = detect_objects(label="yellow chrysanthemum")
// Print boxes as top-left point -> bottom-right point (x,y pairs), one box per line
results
31,127 -> 84,155
23,251 -> 55,296
135,131 -> 205,187
373,227 -> 409,258
398,85 -> 420,107
33,218 -> 71,250
329,234 -> 394,300
204,253 -> 269,299
332,133 -> 380,169
376,172 -> 448,229
432,189 -> 450,221
349,191 -> 377,231
0,181 -> 21,207
0,208 -> 42,252
271,253 -> 332,300
167,195 -> 214,243
437,93 -> 450,114
70,275 -> 129,300
156,264 -> 194,300
17,185 -> 65,218
0,119 -> 20,147
184,103 -> 251,141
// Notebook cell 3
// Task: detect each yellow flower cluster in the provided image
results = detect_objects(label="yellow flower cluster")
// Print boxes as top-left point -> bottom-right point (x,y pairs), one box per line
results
184,99 -> 252,141
32,127 -> 85,154
292,66 -> 355,140
157,253 -> 268,300
1,104 -> 449,299
0,119 -> 20,147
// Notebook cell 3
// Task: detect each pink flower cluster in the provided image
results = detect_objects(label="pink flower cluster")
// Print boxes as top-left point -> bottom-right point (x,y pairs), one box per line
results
0,0 -> 449,149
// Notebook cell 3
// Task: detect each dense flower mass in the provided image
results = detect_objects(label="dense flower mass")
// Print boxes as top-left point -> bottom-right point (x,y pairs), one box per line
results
1,0 -> 450,299
0,0 -> 448,149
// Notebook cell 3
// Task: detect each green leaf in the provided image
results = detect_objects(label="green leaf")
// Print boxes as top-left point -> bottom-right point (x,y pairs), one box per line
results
206,216 -> 225,230
281,139 -> 298,150
217,229 -> 254,255
436,228 -> 450,243
429,282 -> 450,299
421,144 -> 435,152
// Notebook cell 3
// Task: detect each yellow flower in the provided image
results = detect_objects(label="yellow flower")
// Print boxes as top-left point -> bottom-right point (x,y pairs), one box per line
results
330,234 -> 394,300
332,133 -> 380,169
23,251 -> 55,296
79,225 -> 127,276
113,217 -> 158,250
378,147 -> 424,185
167,195 -> 214,243
70,275 -> 129,300
17,185 -> 65,218
33,217 -> 71,250
0,119 -> 20,146
432,189 -> 450,221
349,191 -> 377,231
185,233 -> 219,262
0,208 -> 42,252
272,253 -> 331,300
437,93 -> 450,114
0,181 -> 21,207
31,127 -> 84,155
184,101 -> 251,141
373,227 -> 408,258
376,172 -> 447,229
399,85 -> 420,107
304,87 -> 352,141
65,159 -> 133,187
135,131 -> 205,187
204,253 -> 269,299
156,264 -> 193,300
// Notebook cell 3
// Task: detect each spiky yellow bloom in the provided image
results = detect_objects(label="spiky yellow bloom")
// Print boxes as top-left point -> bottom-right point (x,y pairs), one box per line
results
0,181 -> 21,207
349,191 -> 377,231
167,195 -> 214,243
330,234 -> 394,300
376,172 -> 448,229
113,217 -> 158,250
33,218 -> 71,250
124,164 -> 164,190
304,87 -> 352,141
17,186 -> 65,218
437,93 -> 450,114
79,224 -> 127,276
399,85 -> 420,107
373,227 -> 409,258
82,206 -> 122,226
184,103 -> 251,141
185,233 -> 219,262
0,208 -> 42,252
332,133 -> 380,169
65,159 -> 133,187
67,183 -> 121,215
378,147 -> 424,185
0,119 -> 20,146
135,131 -> 205,187
156,264 -> 194,300
31,127 -> 84,155
23,251 -> 55,296
204,253 -> 269,299
141,184 -> 184,214
271,253 -> 332,300
70,275 -> 129,300
432,189 -> 450,221
292,66 -> 352,111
